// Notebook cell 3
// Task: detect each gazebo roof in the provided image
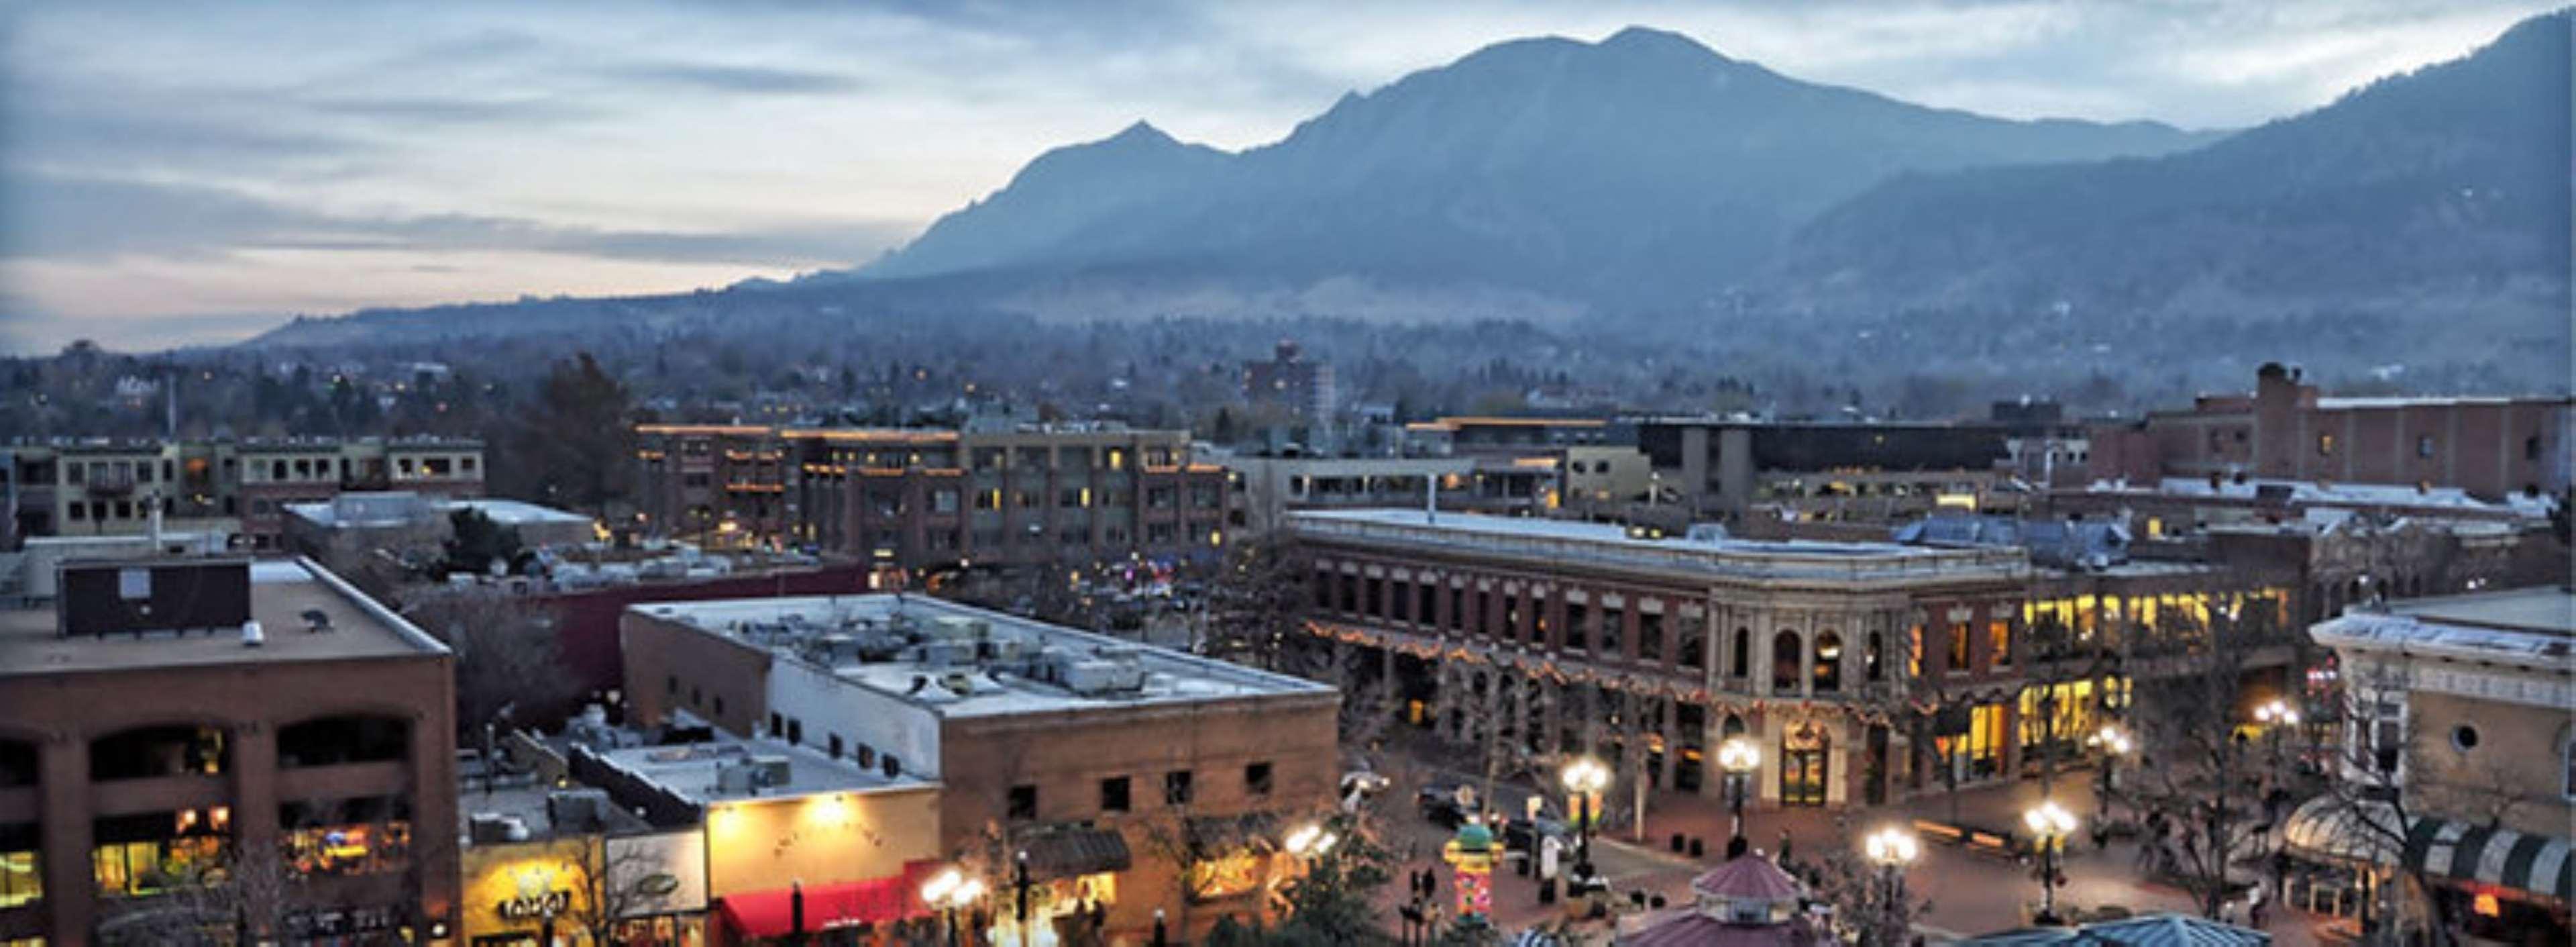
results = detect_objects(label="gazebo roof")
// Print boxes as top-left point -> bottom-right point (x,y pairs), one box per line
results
1620,910 -> 1819,947
1691,855 -> 1803,902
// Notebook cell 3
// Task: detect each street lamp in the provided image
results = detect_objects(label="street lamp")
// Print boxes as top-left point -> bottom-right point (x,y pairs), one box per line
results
2087,724 -> 2134,823
1863,827 -> 1921,947
920,866 -> 989,947
2022,800 -> 2078,926
1560,756 -> 1611,887
1717,736 -> 1761,848
1285,821 -> 1338,860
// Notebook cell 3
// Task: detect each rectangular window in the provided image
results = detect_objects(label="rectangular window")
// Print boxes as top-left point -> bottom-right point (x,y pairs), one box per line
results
1639,612 -> 1664,662
1566,603 -> 1589,649
1008,785 -> 1038,821
1245,762 -> 1273,797
1947,623 -> 1970,674
1164,770 -> 1194,806
1417,583 -> 1436,626
2318,434 -> 2335,456
1989,621 -> 2012,668
1600,607 -> 1624,655
828,734 -> 844,759
1450,588 -> 1466,632
1101,777 -> 1132,813
2416,436 -> 2435,458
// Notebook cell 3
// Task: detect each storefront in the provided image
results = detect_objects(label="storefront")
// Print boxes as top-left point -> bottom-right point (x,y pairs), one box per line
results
460,830 -> 708,947
712,861 -> 939,945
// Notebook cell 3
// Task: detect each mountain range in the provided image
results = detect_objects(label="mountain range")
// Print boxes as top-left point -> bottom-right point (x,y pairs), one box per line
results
258,13 -> 2570,377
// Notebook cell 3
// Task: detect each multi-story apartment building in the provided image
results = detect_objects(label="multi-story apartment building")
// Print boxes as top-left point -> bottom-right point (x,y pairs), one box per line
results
1289,509 -> 2035,809
1634,417 -> 2014,524
0,554 -> 460,946
2304,588 -> 2573,943
1209,452 -> 1561,536
1,437 -> 485,552
2089,362 -> 2572,499
618,594 -> 1339,944
633,423 -> 1229,575
1241,341 -> 1336,421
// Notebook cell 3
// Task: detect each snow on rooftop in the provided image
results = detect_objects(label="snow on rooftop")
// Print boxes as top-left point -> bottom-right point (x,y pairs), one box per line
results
2088,477 -> 2555,518
1291,509 -> 2026,583
2313,588 -> 2576,675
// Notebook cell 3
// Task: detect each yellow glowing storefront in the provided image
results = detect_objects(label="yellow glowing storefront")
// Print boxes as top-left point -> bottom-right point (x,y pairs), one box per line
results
460,830 -> 708,947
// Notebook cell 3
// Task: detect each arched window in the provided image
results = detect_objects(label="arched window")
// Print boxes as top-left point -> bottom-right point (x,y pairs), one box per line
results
1772,631 -> 1803,693
278,715 -> 409,768
1813,631 -> 1843,692
1723,713 -> 1747,739
91,724 -> 229,781
1866,632 -> 1884,681
1731,628 -> 1752,679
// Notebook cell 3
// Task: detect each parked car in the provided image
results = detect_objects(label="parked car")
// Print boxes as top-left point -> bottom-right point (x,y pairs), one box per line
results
1501,815 -> 1571,852
1341,770 -> 1391,799
1416,781 -> 1474,828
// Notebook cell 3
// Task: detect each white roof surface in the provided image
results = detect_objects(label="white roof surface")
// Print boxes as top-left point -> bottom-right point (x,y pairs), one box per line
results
1291,509 -> 2026,584
633,595 -> 1334,719
588,736 -> 930,804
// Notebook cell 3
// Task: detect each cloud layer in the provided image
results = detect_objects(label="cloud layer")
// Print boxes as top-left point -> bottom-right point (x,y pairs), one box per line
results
0,0 -> 2555,352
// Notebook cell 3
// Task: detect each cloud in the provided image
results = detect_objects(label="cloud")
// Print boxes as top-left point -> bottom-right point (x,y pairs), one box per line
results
600,62 -> 866,95
3,174 -> 911,268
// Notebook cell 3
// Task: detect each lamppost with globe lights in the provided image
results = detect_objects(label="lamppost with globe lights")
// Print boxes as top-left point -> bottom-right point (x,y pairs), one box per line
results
1717,737 -> 1760,850
2087,724 -> 2134,823
1560,756 -> 1610,889
920,866 -> 989,947
1863,826 -> 1920,947
2023,800 -> 2078,926
2254,698 -> 2300,773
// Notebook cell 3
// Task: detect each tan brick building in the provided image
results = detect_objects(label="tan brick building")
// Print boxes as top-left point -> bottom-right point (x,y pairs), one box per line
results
0,555 -> 460,946
620,595 -> 1338,944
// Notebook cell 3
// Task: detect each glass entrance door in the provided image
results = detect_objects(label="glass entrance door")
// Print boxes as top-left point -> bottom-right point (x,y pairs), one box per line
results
1779,721 -> 1829,807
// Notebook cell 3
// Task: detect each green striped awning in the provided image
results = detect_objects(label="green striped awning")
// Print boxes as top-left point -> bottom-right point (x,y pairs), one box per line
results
2401,818 -> 2574,905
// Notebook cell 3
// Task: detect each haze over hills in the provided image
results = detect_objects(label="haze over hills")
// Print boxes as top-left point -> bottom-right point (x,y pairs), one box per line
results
851,26 -> 2220,305
251,13 -> 2570,394
1766,10 -> 2571,328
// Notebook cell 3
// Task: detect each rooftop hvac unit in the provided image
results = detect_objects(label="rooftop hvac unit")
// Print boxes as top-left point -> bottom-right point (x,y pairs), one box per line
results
1061,658 -> 1148,695
917,640 -> 977,666
546,789 -> 611,830
747,755 -> 792,788
926,615 -> 988,641
468,813 -> 531,844
940,671 -> 976,696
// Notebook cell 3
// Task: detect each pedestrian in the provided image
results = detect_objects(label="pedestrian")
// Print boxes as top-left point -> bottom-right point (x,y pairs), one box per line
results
1778,828 -> 1793,865
2248,879 -> 2269,928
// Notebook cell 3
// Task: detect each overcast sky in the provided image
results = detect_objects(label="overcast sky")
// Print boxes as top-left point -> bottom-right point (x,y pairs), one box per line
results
0,0 -> 2554,354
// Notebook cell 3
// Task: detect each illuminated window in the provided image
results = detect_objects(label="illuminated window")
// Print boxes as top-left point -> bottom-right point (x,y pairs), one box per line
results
280,797 -> 411,879
2317,434 -> 2335,456
1989,621 -> 2013,668
0,824 -> 38,909
1812,631 -> 1841,692
1947,624 -> 1970,674
93,811 -> 230,897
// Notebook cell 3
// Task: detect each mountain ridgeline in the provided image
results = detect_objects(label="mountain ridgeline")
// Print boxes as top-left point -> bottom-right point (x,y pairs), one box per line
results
253,15 -> 2571,393
853,26 -> 2222,305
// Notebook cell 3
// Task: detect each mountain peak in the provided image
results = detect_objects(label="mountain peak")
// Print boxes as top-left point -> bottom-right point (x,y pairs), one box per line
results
1107,119 -> 1175,146
1600,26 -> 1723,59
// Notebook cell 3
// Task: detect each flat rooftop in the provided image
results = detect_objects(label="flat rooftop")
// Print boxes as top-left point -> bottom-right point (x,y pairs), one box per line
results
631,595 -> 1335,719
2313,588 -> 2575,674
2389,587 -> 2576,636
0,558 -> 446,677
1290,509 -> 2027,583
586,736 -> 931,805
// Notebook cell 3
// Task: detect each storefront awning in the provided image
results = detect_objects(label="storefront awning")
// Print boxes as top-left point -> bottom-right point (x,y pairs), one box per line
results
2282,795 -> 2406,865
1022,827 -> 1132,882
717,861 -> 942,938
2402,819 -> 2573,905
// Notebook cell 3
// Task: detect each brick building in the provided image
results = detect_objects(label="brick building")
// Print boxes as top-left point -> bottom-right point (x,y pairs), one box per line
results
1289,509 -> 2036,810
2088,363 -> 2572,500
1,437 -> 485,552
618,595 -> 1340,944
0,555 -> 460,946
633,423 -> 1229,577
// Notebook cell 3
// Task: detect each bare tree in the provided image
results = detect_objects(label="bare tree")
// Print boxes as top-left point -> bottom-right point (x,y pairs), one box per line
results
404,590 -> 582,738
2116,577 -> 2287,919
96,842 -> 301,946
1806,846 -> 1934,947
1202,531 -> 1314,672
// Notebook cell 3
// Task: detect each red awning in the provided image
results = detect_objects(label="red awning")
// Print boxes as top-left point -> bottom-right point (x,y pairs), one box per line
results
718,861 -> 943,938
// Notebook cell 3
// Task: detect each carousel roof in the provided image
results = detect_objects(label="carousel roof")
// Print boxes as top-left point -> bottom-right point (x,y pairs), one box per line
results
1621,910 -> 1819,947
1690,855 -> 1804,902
